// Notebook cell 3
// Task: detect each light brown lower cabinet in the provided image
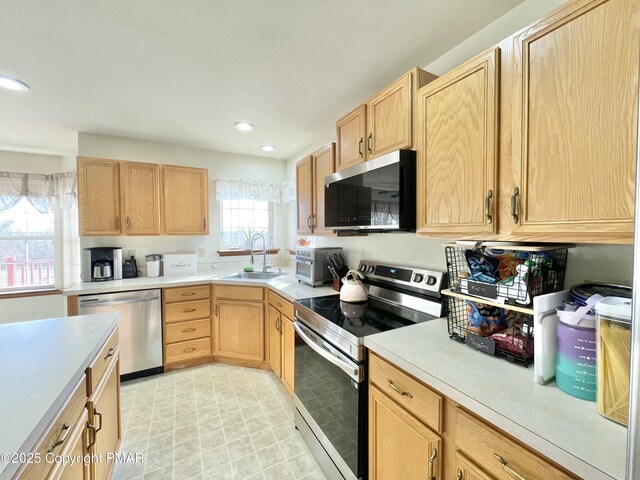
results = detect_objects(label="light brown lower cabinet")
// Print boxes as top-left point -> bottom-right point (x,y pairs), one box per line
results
88,351 -> 121,480
48,409 -> 90,480
268,305 -> 283,377
369,353 -> 579,480
214,298 -> 265,362
369,385 -> 441,480
281,316 -> 295,393
267,292 -> 295,394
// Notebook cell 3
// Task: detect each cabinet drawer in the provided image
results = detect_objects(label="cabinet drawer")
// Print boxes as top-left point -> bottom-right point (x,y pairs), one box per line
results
166,337 -> 211,364
166,318 -> 211,343
456,409 -> 576,480
18,376 -> 87,480
164,285 -> 210,303
369,353 -> 442,433
268,290 -> 294,319
215,285 -> 263,302
165,299 -> 210,323
87,326 -> 119,395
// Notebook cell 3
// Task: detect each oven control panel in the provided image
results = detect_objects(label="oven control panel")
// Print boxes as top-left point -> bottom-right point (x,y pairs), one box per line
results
358,260 -> 445,295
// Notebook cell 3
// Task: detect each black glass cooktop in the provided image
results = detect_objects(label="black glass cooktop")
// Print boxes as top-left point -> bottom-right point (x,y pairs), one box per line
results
295,294 -> 434,339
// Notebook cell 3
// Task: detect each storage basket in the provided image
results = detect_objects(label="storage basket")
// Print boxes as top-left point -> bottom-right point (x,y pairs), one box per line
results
447,295 -> 534,367
445,245 -> 568,306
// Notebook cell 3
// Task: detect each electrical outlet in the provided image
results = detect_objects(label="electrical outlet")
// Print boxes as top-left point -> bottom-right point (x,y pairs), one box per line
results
128,249 -> 136,258
198,248 -> 206,258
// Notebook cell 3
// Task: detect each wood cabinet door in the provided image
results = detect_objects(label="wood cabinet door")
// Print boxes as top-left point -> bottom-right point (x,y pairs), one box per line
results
417,48 -> 499,236
268,305 -> 282,377
214,300 -> 265,361
296,156 -> 314,234
161,165 -> 209,235
455,452 -> 496,480
89,356 -> 120,480
77,157 -> 121,236
367,72 -> 412,159
336,104 -> 367,171
48,410 -> 89,480
510,0 -> 639,240
281,315 -> 295,394
311,142 -> 335,234
369,385 -> 441,480
120,161 -> 160,235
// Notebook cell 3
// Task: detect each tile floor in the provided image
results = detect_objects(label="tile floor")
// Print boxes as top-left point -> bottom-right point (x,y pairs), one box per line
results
113,362 -> 328,480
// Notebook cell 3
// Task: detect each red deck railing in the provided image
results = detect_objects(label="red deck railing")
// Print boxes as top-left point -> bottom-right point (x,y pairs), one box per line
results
2,257 -> 54,287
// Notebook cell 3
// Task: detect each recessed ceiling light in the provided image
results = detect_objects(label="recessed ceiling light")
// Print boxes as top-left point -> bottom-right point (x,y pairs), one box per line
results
234,122 -> 255,131
0,76 -> 29,92
260,145 -> 275,152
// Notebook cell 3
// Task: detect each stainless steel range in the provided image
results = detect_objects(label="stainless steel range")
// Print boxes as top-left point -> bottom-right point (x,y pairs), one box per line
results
293,260 -> 446,480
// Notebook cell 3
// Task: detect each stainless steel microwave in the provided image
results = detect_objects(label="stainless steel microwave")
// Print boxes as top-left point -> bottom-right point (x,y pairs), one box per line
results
324,150 -> 416,231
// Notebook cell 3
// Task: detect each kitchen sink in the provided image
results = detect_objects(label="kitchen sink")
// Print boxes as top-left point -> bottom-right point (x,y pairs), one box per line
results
224,271 -> 287,280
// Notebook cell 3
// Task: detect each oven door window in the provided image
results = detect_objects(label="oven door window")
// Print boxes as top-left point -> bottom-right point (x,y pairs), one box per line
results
294,321 -> 365,478
296,260 -> 312,280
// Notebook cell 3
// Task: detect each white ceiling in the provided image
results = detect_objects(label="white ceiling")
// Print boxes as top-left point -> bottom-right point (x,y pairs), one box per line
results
0,0 -> 523,159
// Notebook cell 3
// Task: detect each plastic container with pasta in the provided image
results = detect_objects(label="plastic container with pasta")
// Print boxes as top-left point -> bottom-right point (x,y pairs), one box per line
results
595,297 -> 632,426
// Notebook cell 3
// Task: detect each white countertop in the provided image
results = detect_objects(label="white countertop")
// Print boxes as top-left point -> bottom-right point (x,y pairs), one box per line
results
364,319 -> 627,480
63,270 -> 336,303
0,313 -> 119,480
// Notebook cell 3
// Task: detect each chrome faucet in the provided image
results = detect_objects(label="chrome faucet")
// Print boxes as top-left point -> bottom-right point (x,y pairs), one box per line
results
250,233 -> 272,272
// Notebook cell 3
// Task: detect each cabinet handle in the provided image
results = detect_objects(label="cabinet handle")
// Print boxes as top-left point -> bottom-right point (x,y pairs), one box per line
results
358,138 -> 364,157
182,308 -> 197,313
182,328 -> 197,333
93,408 -> 103,434
307,215 -> 312,228
428,447 -> 438,480
511,186 -> 519,224
455,469 -> 463,480
215,304 -> 219,316
115,216 -> 120,230
126,216 -> 131,229
86,422 -> 97,449
276,301 -> 283,307
203,218 -> 207,229
387,379 -> 413,398
485,189 -> 493,224
494,454 -> 526,480
312,214 -> 316,228
183,347 -> 197,353
104,347 -> 115,360
47,423 -> 71,453
278,318 -> 282,333
181,292 -> 196,296
367,133 -> 373,153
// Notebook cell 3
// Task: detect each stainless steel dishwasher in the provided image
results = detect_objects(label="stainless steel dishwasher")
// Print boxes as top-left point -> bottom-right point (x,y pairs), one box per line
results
78,289 -> 163,380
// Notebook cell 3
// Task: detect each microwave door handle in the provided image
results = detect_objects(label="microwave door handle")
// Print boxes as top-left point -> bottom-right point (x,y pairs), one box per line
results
399,164 -> 405,213
293,321 -> 361,382
296,259 -> 313,265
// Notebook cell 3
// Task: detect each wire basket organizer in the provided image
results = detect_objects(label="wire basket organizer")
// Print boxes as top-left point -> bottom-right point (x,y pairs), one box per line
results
443,243 -> 571,367
445,244 -> 569,306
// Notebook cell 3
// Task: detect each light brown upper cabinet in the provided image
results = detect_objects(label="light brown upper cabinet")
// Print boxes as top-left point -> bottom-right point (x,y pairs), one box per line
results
296,142 -> 335,235
335,68 -> 437,172
509,0 -> 639,242
417,48 -> 500,237
161,165 -> 209,235
336,105 -> 367,171
78,157 -> 121,236
120,161 -> 161,235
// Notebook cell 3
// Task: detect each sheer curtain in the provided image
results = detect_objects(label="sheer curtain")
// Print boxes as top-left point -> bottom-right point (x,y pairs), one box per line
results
0,171 -> 80,288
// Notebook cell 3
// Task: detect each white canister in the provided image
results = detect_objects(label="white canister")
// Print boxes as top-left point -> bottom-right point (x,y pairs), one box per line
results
146,254 -> 161,278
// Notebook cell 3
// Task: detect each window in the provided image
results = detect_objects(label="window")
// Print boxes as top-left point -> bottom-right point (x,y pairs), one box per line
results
220,198 -> 273,249
0,197 -> 55,291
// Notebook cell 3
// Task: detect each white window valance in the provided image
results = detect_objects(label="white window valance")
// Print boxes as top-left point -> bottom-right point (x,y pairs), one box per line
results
0,171 -> 77,212
215,178 -> 282,203
282,178 -> 296,203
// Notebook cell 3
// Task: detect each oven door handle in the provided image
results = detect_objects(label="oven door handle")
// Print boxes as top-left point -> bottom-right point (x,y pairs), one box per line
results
294,321 -> 361,382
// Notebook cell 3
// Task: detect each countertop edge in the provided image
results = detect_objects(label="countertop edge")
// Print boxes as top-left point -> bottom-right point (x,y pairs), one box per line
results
364,337 -> 614,480
0,315 -> 119,480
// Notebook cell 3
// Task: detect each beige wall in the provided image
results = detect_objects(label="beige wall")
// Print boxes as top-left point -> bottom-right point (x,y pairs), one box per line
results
77,133 -> 290,274
284,0 -> 635,287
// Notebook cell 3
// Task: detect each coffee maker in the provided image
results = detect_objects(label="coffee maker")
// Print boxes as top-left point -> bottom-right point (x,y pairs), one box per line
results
82,247 -> 123,282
